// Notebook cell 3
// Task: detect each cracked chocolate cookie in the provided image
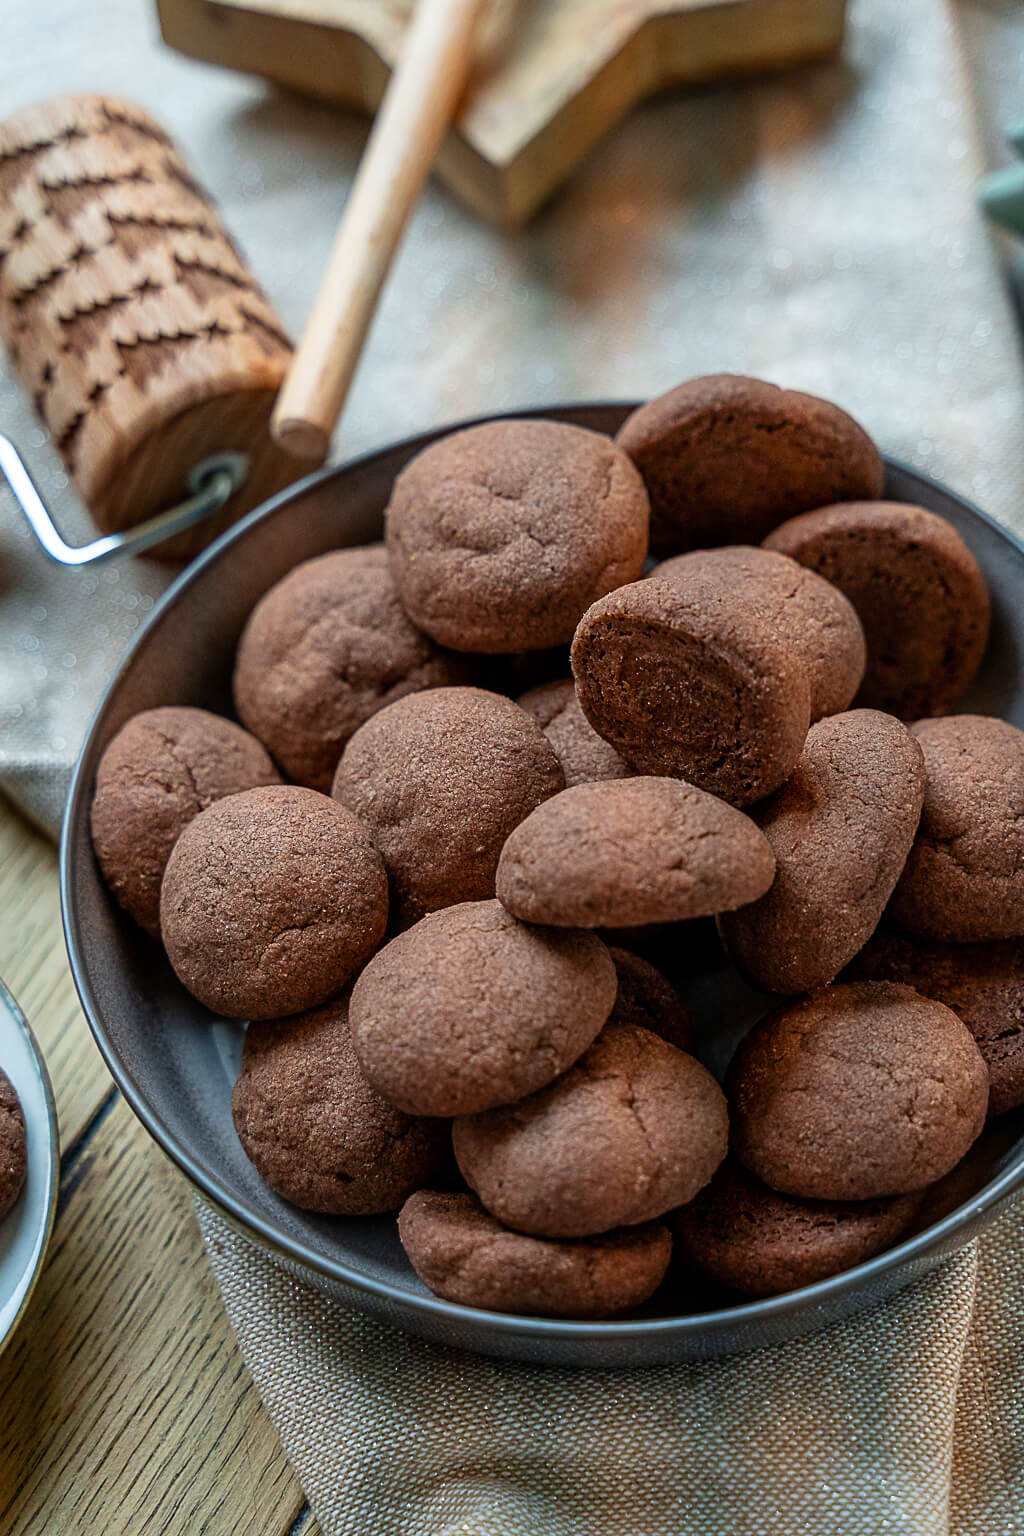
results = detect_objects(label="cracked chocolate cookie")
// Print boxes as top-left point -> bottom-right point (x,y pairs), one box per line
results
847,925 -> 1024,1116
0,1068 -> 26,1223
160,784 -> 388,1019
654,546 -> 866,722
233,545 -> 471,792
616,375 -> 884,555
349,899 -> 617,1116
90,706 -> 280,937
232,994 -> 447,1213
517,677 -> 631,788
672,1160 -> 919,1298
399,1190 -> 672,1317
453,1022 -> 728,1238
385,418 -> 650,653
332,687 -> 564,928
496,777 -> 776,928
889,716 -> 1024,943
571,573 -> 811,805
607,947 -> 694,1053
730,982 -> 989,1200
718,710 -> 926,993
764,501 -> 990,718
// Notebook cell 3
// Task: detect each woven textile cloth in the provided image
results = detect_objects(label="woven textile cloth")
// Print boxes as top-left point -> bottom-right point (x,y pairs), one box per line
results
2,0 -> 1024,1531
197,1197 -> 1024,1535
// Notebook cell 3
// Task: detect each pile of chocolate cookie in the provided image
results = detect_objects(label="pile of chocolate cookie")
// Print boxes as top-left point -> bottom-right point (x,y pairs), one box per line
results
0,1068 -> 26,1228
90,374 -> 1024,1319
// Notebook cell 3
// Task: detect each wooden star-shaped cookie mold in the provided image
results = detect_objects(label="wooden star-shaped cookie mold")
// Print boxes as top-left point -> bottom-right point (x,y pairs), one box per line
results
157,0 -> 847,225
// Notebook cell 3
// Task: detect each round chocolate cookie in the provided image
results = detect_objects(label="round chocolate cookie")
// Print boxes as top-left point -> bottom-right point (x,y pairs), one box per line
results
232,995 -> 447,1213
847,925 -> 1024,1116
616,375 -> 884,555
399,1190 -> 672,1318
332,687 -> 564,928
517,678 -> 631,788
453,1022 -> 728,1238
349,900 -> 617,1116
655,546 -> 866,721
571,573 -> 811,806
385,418 -> 649,653
764,502 -> 990,718
160,785 -> 388,1019
233,545 -> 471,792
718,710 -> 926,994
889,716 -> 1024,943
672,1160 -> 919,1298
90,706 -> 281,937
730,982 -> 989,1200
0,1067 -> 27,1223
496,777 -> 776,928
607,946 -> 694,1053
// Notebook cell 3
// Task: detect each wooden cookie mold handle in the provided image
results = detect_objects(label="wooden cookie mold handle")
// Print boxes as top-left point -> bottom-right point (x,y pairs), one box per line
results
0,93 -> 306,561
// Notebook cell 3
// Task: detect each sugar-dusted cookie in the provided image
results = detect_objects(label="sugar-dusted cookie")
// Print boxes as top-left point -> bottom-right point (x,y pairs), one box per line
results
160,785 -> 388,1019
765,501 -> 990,718
453,1023 -> 728,1238
399,1191 -> 672,1318
0,1068 -> 26,1223
718,710 -> 926,993
385,418 -> 649,652
890,716 -> 1024,942
496,778 -> 775,928
571,573 -> 811,806
655,546 -> 865,721
233,545 -> 470,791
616,375 -> 883,555
232,995 -> 447,1213
517,678 -> 631,788
332,687 -> 564,928
349,900 -> 616,1116
673,1160 -> 919,1298
847,925 -> 1024,1116
730,983 -> 989,1200
90,706 -> 280,937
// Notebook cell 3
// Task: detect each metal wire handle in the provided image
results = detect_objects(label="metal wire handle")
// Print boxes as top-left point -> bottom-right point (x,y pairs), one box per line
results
0,435 -> 250,566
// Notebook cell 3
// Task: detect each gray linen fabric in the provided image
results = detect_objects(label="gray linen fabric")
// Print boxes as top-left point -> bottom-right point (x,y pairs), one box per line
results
2,0 -> 1024,1530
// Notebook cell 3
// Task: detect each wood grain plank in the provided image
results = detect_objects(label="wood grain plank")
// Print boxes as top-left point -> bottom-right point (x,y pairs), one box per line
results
0,796 -> 111,1150
0,1094 -> 315,1536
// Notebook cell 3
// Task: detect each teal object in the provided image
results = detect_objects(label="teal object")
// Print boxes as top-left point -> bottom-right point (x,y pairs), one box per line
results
1005,119 -> 1024,159
980,124 -> 1024,236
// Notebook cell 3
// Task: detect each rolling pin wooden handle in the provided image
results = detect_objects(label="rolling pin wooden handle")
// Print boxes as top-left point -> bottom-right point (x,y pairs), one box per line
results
271,0 -> 487,461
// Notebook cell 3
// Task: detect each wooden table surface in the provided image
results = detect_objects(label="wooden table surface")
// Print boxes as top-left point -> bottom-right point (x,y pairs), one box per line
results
0,796 -> 323,1536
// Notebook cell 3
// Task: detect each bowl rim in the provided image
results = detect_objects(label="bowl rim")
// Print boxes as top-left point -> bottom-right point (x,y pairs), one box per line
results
59,402 -> 1024,1346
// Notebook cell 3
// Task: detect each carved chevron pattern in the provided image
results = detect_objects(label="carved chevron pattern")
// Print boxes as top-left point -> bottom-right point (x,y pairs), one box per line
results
0,92 -> 292,523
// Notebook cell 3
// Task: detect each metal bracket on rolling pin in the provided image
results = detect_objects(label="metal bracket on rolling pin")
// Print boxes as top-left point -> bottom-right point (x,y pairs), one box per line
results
0,435 -> 250,566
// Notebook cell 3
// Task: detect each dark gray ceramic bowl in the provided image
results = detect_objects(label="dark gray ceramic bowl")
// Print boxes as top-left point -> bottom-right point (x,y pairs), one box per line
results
61,404 -> 1024,1368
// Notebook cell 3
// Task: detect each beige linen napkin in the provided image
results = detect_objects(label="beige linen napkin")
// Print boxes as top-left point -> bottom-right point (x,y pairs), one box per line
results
3,0 -> 1024,1531
197,1199 -> 1024,1536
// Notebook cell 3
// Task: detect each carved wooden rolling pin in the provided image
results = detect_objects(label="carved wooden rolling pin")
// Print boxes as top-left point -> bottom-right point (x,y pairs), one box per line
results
0,94 -> 303,559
